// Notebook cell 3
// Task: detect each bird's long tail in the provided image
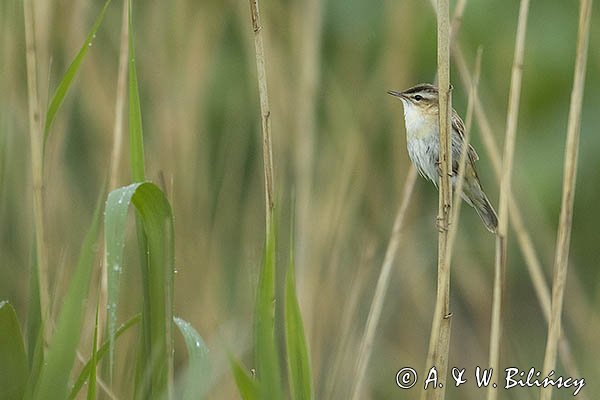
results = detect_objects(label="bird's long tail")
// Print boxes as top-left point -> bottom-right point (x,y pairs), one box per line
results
462,180 -> 498,234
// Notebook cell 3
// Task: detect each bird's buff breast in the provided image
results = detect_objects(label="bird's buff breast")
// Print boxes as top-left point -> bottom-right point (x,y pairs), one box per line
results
403,107 -> 439,183
403,105 -> 438,140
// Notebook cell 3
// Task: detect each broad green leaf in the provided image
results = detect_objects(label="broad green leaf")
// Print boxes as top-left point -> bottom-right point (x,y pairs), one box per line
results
285,259 -> 312,400
68,314 -> 141,400
174,317 -> 210,400
32,187 -> 105,400
43,0 -> 112,146
104,182 -> 174,398
230,357 -> 259,400
254,221 -> 283,398
0,301 -> 28,400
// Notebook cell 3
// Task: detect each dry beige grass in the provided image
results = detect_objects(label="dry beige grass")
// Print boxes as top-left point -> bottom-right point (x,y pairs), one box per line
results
248,0 -> 275,232
5,1 -> 599,398
23,0 -> 50,341
541,0 -> 592,399
488,2 -> 530,399
421,1 -> 452,399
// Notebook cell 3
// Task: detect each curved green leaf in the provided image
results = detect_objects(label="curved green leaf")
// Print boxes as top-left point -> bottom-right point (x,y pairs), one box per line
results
230,356 -> 259,400
0,301 -> 28,400
43,0 -> 112,146
285,259 -> 312,400
105,182 -> 174,397
174,317 -> 210,400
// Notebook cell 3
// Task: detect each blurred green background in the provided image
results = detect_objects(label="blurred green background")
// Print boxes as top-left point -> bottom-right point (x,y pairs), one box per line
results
1,0 -> 599,398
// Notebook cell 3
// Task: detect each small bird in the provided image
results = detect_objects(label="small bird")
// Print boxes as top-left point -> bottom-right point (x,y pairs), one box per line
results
388,83 -> 498,233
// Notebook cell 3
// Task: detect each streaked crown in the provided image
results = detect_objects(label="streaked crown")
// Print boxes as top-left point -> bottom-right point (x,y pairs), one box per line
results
387,83 -> 439,108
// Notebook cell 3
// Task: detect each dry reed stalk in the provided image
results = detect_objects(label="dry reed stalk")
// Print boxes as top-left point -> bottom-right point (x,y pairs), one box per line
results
446,48 -> 482,261
451,43 -> 585,393
350,166 -> 417,400
449,0 -> 467,40
292,0 -> 323,345
97,0 -> 130,365
488,2 -> 530,399
431,0 -> 553,333
421,1 -> 452,399
293,0 -> 322,274
349,1 -> 472,391
540,0 -> 592,398
452,42 -> 552,315
23,0 -> 50,340
109,1 -> 130,190
428,0 -> 586,392
248,0 -> 275,233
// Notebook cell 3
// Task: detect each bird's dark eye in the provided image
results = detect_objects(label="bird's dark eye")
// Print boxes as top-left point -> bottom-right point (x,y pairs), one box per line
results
414,95 -> 423,101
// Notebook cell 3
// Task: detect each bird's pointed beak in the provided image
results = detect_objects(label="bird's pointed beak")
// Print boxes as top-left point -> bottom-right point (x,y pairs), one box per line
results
387,90 -> 405,99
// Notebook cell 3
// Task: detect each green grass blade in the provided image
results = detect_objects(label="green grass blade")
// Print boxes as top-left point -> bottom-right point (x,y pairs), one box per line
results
105,182 -> 174,398
68,314 -> 141,400
0,301 -> 28,400
285,257 -> 312,400
230,356 -> 259,400
104,183 -> 138,376
174,317 -> 210,400
23,333 -> 44,400
26,239 -> 42,369
24,240 -> 44,400
43,0 -> 112,146
133,183 -> 175,398
254,221 -> 283,398
32,187 -> 105,400
128,0 -> 145,182
87,301 -> 100,400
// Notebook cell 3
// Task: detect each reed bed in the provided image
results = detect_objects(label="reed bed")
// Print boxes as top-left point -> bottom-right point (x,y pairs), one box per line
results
0,1 -> 597,399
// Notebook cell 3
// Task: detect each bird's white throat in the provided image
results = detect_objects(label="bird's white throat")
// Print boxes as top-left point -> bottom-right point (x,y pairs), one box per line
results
401,101 -> 438,140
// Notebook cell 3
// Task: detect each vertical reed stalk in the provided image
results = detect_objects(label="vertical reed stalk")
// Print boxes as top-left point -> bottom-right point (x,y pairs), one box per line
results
109,0 -> 130,190
421,1 -> 452,399
541,1 -> 592,399
248,0 -> 275,233
350,6 -> 471,397
449,0 -> 467,40
446,48 -> 482,260
488,2 -> 530,399
99,0 -> 130,351
452,41 -> 585,390
351,167 -> 417,400
294,0 -> 322,274
23,0 -> 50,340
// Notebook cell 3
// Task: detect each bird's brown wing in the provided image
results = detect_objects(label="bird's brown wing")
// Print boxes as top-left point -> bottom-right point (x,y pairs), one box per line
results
451,108 -> 478,164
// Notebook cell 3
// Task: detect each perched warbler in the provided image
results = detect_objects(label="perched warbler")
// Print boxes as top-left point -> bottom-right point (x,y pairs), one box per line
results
388,83 -> 498,233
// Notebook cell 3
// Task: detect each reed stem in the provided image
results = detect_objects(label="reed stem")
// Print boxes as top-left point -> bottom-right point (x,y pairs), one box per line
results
488,2 -> 530,399
248,0 -> 275,235
541,1 -> 592,398
23,0 -> 50,341
421,1 -> 452,399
